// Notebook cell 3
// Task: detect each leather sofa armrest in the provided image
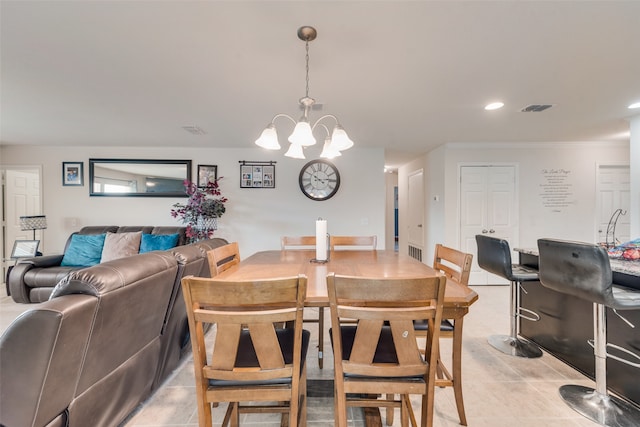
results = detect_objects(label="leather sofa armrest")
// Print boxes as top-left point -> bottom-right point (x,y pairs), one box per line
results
8,255 -> 64,303
0,295 -> 98,427
19,254 -> 65,268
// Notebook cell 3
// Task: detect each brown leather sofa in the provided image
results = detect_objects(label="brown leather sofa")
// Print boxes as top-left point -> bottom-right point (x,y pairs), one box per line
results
0,237 -> 227,427
8,226 -> 188,303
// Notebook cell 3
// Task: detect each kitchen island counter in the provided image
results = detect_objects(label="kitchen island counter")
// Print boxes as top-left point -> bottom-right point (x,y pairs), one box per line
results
514,247 -> 640,408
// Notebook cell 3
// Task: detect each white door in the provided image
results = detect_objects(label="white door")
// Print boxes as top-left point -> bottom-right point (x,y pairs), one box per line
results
3,168 -> 42,277
407,169 -> 425,260
460,165 -> 518,285
596,165 -> 630,245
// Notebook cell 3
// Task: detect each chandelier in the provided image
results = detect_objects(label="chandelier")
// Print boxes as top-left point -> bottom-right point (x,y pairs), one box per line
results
254,26 -> 354,159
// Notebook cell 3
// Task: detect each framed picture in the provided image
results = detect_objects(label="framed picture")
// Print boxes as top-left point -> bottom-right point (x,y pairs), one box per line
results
197,164 -> 218,188
11,240 -> 40,259
239,161 -> 276,188
62,162 -> 84,186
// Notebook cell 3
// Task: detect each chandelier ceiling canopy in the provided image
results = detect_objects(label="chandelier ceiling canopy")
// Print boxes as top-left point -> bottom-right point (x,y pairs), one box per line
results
255,26 -> 354,159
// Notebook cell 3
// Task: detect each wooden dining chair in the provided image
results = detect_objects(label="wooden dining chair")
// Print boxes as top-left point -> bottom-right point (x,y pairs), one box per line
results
281,235 -> 316,250
206,241 -> 240,277
181,274 -> 309,427
330,235 -> 377,250
327,272 -> 447,427
411,244 -> 473,426
280,235 -> 325,369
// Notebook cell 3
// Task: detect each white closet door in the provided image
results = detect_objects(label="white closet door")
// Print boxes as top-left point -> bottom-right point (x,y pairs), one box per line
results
460,165 -> 518,285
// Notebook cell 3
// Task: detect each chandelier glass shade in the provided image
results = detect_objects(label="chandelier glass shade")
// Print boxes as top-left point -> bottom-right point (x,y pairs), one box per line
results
254,26 -> 354,159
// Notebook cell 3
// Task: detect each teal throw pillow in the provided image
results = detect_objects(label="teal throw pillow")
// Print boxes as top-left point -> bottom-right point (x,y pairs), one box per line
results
61,233 -> 106,267
139,233 -> 180,253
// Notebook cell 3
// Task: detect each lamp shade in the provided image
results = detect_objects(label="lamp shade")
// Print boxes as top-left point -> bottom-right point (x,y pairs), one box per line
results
330,125 -> 354,151
288,120 -> 316,147
20,215 -> 47,231
284,142 -> 306,159
320,138 -> 341,159
255,124 -> 281,150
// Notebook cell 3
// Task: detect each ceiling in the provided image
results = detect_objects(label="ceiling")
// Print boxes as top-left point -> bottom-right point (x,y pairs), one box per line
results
2,1 -> 639,169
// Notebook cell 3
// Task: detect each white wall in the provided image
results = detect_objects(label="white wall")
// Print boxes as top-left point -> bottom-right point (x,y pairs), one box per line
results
1,145 -> 386,258
397,156 -> 425,259
399,141 -> 631,261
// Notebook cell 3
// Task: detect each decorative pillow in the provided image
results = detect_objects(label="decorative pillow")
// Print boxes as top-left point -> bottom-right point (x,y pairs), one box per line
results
100,231 -> 142,262
139,233 -> 180,253
61,234 -> 107,267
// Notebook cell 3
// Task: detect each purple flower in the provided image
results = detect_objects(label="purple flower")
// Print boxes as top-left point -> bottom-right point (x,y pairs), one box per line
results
171,178 -> 227,242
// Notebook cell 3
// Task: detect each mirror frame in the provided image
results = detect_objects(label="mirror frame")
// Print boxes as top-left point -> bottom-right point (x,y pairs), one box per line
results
89,158 -> 192,197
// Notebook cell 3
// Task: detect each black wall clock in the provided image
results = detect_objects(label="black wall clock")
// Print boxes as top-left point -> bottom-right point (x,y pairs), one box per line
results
298,159 -> 340,201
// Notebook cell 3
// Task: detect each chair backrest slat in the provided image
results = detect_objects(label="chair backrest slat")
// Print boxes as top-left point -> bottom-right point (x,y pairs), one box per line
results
281,235 -> 316,250
207,242 -> 241,276
182,274 -> 306,382
330,235 -> 377,250
328,273 -> 446,379
433,243 -> 473,285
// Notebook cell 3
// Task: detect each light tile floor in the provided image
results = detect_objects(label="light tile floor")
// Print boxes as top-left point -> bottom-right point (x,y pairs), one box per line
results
1,285 -> 604,426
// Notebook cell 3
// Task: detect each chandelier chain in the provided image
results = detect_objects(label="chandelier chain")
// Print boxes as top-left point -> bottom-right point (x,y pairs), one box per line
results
305,41 -> 310,98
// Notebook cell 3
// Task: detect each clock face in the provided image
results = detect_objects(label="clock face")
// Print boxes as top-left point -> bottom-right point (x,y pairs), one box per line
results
298,160 -> 341,201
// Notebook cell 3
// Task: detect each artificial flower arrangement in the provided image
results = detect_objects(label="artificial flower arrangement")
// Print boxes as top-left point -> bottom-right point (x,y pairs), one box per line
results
170,178 -> 227,242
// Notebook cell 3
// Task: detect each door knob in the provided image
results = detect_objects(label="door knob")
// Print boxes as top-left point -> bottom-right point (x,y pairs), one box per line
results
482,229 -> 488,234
489,229 -> 496,233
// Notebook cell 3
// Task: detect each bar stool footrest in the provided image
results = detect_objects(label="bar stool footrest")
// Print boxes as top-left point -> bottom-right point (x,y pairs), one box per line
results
488,334 -> 543,358
559,384 -> 640,427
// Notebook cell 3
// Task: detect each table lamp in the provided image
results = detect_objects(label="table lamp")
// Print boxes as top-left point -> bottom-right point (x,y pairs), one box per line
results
20,215 -> 47,240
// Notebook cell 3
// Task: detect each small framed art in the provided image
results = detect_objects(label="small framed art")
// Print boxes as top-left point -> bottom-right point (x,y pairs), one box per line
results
239,161 -> 276,189
11,240 -> 40,259
197,164 -> 218,188
62,162 -> 84,186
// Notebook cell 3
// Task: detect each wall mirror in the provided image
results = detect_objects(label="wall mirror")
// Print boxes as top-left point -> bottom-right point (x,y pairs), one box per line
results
89,159 -> 191,197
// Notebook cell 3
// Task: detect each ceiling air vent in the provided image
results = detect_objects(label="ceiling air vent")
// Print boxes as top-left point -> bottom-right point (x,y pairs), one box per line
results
520,104 -> 554,112
182,126 -> 207,135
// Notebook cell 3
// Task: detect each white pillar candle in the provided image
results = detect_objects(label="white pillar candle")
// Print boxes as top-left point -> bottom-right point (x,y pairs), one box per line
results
316,219 -> 327,261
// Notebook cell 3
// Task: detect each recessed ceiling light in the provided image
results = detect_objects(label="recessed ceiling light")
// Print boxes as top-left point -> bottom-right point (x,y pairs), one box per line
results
628,102 -> 640,109
485,102 -> 504,111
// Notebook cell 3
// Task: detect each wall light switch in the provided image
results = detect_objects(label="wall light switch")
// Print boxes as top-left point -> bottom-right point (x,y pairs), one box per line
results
65,217 -> 80,228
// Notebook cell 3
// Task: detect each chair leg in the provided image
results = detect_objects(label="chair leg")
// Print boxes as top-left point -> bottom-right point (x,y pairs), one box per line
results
334,381 -> 347,427
488,280 -> 542,358
299,363 -> 308,426
385,394 -> 394,426
225,402 -> 239,427
318,307 -> 324,369
558,303 -> 640,427
451,318 -> 468,426
402,394 -> 418,427
196,386 -> 212,427
400,394 -> 409,427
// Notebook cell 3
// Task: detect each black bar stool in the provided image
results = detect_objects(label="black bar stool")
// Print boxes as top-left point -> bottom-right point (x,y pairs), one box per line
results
476,235 -> 542,358
538,238 -> 640,427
